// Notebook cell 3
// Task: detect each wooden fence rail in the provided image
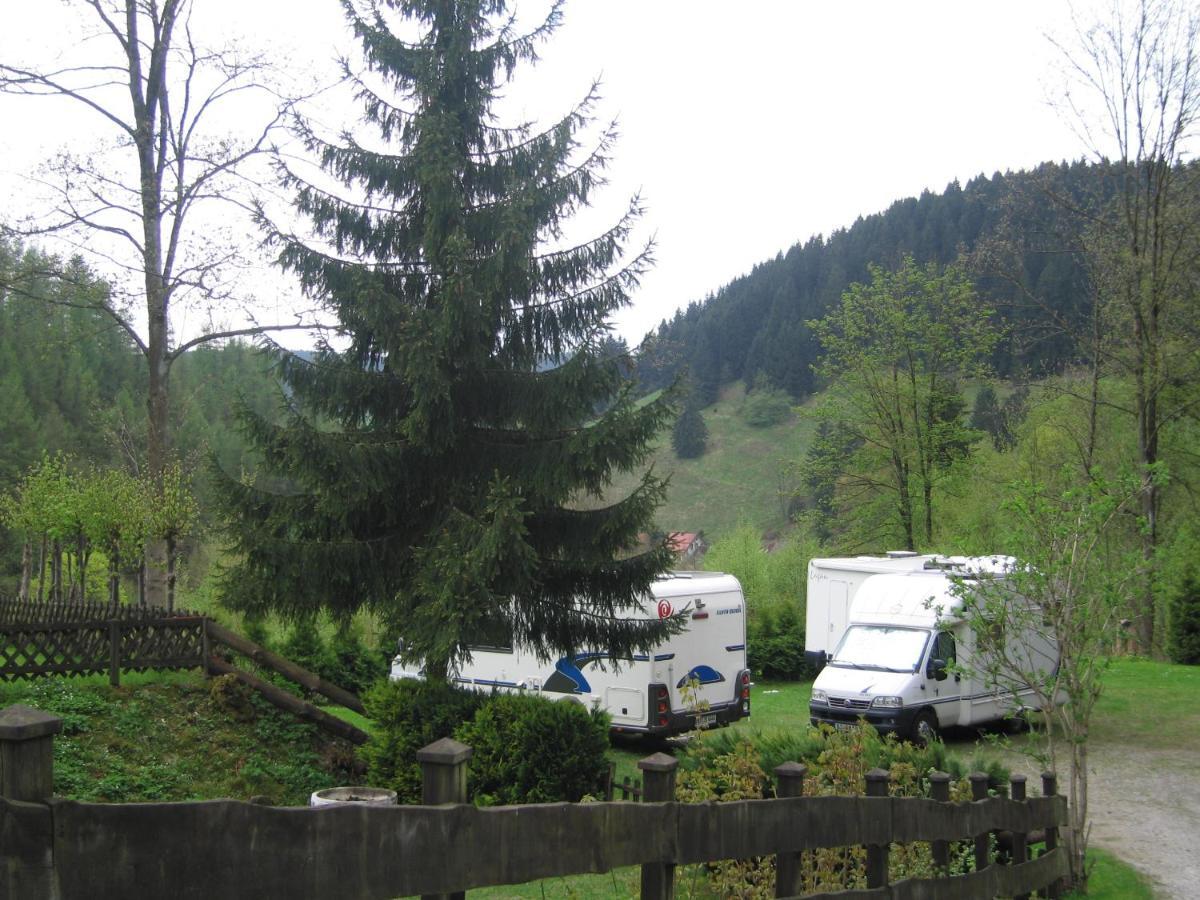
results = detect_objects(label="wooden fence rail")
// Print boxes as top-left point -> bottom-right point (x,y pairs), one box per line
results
0,704 -> 1070,900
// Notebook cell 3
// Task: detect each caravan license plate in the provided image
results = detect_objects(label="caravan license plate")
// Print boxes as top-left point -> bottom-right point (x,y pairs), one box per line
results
833,722 -> 856,733
697,713 -> 716,728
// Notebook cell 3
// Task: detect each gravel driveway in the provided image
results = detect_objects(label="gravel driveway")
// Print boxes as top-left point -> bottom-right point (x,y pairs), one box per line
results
989,742 -> 1200,898
1085,745 -> 1200,899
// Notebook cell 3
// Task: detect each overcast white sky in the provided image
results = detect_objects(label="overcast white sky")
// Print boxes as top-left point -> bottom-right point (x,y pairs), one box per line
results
0,1 -> 1099,346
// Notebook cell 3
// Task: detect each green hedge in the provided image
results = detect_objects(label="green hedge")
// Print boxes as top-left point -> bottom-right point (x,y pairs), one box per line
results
455,693 -> 610,805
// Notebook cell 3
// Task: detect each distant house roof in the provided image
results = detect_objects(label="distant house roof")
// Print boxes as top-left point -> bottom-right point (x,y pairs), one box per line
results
665,532 -> 700,554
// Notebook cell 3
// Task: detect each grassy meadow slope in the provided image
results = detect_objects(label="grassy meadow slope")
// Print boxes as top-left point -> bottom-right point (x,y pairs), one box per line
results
600,384 -> 815,542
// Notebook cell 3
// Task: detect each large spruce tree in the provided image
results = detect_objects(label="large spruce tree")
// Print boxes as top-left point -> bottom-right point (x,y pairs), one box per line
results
216,0 -> 678,672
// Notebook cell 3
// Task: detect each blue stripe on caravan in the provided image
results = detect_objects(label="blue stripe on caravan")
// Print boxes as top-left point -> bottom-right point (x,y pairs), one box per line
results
632,655 -> 651,661
654,653 -> 675,661
472,679 -> 519,688
725,644 -> 745,652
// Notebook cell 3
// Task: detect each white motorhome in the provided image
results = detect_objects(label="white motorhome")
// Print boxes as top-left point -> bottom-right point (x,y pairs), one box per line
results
806,555 -> 1059,742
805,553 -> 940,670
390,571 -> 751,737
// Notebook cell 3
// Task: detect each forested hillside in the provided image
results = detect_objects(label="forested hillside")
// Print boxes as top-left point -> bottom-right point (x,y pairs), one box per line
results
636,161 -> 1109,401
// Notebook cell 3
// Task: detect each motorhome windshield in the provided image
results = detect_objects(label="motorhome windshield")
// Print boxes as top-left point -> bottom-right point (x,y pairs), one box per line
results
830,625 -> 929,672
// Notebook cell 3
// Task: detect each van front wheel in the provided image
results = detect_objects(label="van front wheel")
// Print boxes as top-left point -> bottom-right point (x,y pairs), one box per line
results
912,709 -> 938,745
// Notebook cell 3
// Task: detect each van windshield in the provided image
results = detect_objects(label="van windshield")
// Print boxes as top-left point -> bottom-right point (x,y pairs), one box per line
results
830,625 -> 929,673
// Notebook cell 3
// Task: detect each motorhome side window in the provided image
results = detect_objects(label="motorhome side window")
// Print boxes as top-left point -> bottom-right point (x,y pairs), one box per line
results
932,631 -> 956,665
466,615 -> 513,653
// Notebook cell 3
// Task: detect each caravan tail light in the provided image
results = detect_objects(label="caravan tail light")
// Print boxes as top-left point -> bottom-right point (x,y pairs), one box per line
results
652,683 -> 670,728
740,670 -> 751,700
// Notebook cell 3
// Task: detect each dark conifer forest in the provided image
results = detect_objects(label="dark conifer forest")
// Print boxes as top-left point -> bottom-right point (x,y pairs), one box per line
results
635,161 -> 1109,400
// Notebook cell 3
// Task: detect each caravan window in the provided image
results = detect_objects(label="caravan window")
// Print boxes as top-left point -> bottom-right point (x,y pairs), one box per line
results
466,615 -> 513,653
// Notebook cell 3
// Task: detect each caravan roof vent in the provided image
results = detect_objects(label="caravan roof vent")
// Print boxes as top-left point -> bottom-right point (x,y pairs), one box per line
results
885,550 -> 919,559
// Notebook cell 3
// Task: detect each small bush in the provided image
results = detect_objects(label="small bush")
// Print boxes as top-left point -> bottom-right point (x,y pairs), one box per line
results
279,617 -> 335,678
454,694 -> 610,805
327,624 -> 388,695
360,678 -> 486,803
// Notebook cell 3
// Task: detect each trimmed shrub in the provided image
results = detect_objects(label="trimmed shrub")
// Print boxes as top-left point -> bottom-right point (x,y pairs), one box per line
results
360,678 -> 486,803
454,693 -> 610,805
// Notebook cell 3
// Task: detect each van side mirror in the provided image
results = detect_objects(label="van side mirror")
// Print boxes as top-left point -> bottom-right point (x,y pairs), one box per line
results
804,649 -> 828,673
927,658 -> 948,682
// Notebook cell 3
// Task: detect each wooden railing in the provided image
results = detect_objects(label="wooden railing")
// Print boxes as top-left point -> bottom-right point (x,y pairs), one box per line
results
0,600 -> 368,744
0,704 -> 1070,900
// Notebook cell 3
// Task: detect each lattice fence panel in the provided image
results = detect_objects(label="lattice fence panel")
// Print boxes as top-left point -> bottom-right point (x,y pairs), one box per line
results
0,601 -> 206,682
0,623 -> 111,681
121,618 -> 205,672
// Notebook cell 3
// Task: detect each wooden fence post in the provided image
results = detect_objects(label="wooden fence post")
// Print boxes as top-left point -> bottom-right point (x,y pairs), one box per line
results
929,771 -> 951,873
108,620 -> 121,686
774,763 -> 806,898
200,617 -> 211,676
864,768 -> 890,890
970,772 -> 990,872
0,704 -> 62,802
0,705 -> 62,900
639,752 -> 678,900
1041,771 -> 1061,899
1010,774 -> 1029,900
417,737 -> 473,900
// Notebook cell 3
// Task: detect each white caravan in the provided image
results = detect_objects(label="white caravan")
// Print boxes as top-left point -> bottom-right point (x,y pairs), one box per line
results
806,555 -> 1059,742
390,571 -> 751,737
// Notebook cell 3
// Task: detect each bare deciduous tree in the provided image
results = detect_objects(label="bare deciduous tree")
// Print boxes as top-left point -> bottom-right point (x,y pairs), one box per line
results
0,0 -> 323,604
1052,0 -> 1200,651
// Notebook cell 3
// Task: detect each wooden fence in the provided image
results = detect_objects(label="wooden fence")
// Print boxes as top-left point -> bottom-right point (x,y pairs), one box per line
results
1,704 -> 1070,900
0,599 -> 368,744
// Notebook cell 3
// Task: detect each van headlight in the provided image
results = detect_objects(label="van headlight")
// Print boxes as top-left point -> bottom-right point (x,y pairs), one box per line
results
811,689 -> 828,704
871,695 -> 903,709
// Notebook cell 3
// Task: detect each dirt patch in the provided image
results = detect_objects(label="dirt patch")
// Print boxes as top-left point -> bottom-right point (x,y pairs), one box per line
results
993,744 -> 1200,898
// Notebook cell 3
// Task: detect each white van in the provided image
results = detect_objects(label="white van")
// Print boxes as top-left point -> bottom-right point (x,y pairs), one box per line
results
806,556 -> 1059,742
390,571 -> 751,737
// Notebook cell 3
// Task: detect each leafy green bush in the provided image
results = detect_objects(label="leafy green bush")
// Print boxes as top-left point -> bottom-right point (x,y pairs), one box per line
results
1168,570 -> 1200,665
747,600 -> 808,679
360,678 -> 486,802
453,694 -> 610,805
741,385 -> 792,428
705,525 -> 815,680
677,724 -> 1007,896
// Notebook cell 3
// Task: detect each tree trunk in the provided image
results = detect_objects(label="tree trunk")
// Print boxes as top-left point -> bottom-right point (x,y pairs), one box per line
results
18,541 -> 31,601
51,540 -> 62,602
166,533 -> 176,612
109,540 -> 121,606
37,534 -> 46,602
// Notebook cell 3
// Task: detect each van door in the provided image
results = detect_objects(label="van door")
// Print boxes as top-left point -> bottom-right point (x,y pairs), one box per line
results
957,628 -> 1002,726
925,630 -> 962,727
